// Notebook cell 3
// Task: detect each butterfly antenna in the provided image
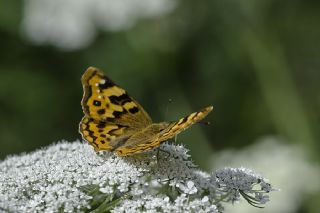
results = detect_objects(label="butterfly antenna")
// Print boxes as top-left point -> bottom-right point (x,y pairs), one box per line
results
164,98 -> 172,121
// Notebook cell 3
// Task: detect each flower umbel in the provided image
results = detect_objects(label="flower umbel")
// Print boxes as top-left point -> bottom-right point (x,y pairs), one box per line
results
0,141 -> 274,212
214,167 -> 273,208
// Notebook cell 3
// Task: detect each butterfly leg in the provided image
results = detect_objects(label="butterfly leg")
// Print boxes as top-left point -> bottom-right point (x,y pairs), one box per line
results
156,148 -> 160,163
153,147 -> 171,167
155,147 -> 170,168
156,147 -> 171,161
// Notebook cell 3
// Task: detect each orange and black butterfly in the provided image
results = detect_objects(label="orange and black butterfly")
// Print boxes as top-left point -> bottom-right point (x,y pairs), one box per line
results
79,67 -> 213,156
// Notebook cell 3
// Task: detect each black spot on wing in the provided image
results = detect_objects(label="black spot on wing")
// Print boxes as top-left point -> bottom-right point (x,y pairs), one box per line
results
92,141 -> 99,148
115,124 -> 129,128
190,112 -> 198,120
109,94 -> 131,105
113,111 -> 124,118
97,109 -> 105,115
96,122 -> 106,128
122,99 -> 131,105
108,125 -> 126,135
106,118 -> 116,123
129,106 -> 139,114
181,116 -> 188,123
98,76 -> 115,90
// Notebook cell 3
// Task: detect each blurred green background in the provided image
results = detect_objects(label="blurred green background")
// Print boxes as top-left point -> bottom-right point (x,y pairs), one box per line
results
0,0 -> 319,212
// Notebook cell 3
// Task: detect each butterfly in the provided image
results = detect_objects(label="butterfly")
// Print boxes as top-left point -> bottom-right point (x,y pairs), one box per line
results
79,67 -> 213,156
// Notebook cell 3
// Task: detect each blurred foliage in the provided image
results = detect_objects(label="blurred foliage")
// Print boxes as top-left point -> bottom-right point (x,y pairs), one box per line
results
1,0 -> 320,160
0,1 -> 320,211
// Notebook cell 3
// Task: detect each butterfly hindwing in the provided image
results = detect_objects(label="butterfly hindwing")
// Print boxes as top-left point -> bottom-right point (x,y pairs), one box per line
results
81,67 -> 152,129
114,106 -> 213,156
157,106 -> 213,142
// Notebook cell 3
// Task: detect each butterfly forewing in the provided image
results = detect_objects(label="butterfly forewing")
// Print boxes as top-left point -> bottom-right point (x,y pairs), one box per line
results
81,67 -> 152,128
80,67 -> 153,151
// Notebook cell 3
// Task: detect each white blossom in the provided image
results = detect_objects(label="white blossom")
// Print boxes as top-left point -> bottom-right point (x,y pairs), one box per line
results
0,140 -> 274,212
214,167 -> 273,207
22,0 -> 177,50
212,136 -> 320,213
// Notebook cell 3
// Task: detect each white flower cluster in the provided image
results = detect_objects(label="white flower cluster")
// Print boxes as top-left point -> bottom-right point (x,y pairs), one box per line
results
113,194 -> 218,213
0,141 -> 273,212
214,167 -> 273,208
22,0 -> 177,50
212,137 -> 320,213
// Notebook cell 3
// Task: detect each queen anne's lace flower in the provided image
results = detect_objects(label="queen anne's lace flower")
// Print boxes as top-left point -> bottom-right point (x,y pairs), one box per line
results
214,167 -> 273,208
0,141 -> 274,212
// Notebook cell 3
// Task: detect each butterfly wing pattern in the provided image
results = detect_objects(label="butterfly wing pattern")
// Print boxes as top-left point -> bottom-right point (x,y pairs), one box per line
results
79,67 -> 152,151
114,106 -> 213,156
79,66 -> 213,156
